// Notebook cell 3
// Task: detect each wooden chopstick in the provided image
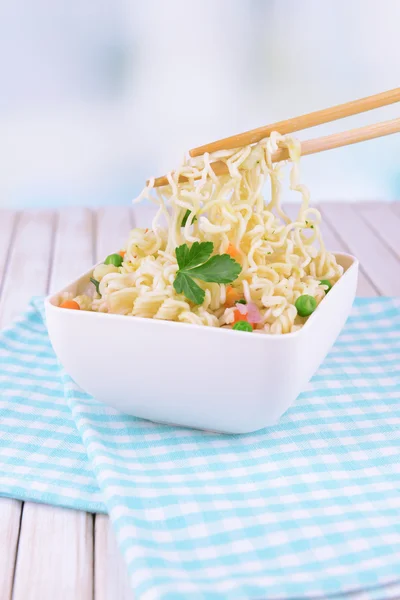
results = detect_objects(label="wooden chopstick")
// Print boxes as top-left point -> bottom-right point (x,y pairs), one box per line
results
190,87 -> 400,157
150,118 -> 400,188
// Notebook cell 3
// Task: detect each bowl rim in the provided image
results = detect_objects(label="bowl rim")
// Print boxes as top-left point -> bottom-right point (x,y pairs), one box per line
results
45,252 -> 358,341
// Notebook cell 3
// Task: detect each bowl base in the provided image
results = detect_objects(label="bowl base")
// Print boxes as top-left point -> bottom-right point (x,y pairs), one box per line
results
150,418 -> 278,435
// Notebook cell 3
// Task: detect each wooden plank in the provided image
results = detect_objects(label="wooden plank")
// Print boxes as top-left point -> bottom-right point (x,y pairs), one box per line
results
13,504 -> 93,600
94,515 -> 133,600
50,208 -> 94,293
0,214 -> 20,599
359,202 -> 400,260
0,210 -> 55,329
0,211 -> 17,292
284,204 -> 377,297
0,499 -> 21,600
96,206 -> 132,262
0,210 -> 55,599
8,210 -> 95,600
320,203 -> 399,296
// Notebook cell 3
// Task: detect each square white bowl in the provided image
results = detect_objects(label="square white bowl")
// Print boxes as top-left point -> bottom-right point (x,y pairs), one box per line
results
45,253 -> 358,434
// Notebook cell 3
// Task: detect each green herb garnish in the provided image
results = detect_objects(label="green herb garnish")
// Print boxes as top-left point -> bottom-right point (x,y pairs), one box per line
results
173,242 -> 242,304
181,209 -> 197,227
235,299 -> 247,305
90,277 -> 101,296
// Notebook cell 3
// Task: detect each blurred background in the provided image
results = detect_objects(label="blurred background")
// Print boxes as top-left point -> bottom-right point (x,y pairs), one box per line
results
0,0 -> 399,209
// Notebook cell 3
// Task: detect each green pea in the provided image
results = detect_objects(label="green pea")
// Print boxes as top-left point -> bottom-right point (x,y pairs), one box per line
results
235,299 -> 247,305
320,279 -> 332,293
295,295 -> 317,317
104,253 -> 123,267
233,321 -> 253,332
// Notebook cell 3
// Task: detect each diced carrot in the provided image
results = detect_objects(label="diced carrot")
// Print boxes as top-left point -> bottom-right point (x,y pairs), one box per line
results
119,250 -> 126,258
233,309 -> 249,324
59,300 -> 80,310
226,244 -> 240,259
225,286 -> 241,308
144,228 -> 149,233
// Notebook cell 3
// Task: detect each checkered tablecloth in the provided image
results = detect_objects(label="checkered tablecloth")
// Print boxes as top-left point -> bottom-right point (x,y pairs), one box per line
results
1,298 -> 399,599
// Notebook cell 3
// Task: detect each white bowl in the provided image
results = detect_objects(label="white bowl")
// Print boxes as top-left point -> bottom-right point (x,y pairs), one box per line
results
45,253 -> 358,434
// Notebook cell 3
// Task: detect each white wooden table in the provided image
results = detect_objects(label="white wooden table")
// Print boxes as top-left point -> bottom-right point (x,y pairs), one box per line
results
1,202 -> 400,600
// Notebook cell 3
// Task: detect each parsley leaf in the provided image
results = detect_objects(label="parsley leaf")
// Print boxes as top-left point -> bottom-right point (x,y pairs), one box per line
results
176,241 -> 213,270
173,242 -> 242,304
189,254 -> 242,283
181,209 -> 197,227
174,272 -> 205,304
175,244 -> 190,270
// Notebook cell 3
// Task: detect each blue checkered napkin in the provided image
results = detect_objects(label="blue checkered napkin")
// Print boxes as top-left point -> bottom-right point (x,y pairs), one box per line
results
64,298 -> 400,600
0,301 -> 104,512
1,298 -> 400,600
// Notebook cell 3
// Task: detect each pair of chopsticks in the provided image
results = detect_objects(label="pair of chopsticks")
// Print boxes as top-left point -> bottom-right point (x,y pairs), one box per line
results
151,88 -> 400,187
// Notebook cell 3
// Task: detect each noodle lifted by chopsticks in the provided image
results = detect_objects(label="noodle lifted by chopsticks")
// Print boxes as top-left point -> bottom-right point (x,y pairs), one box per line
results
64,133 -> 343,334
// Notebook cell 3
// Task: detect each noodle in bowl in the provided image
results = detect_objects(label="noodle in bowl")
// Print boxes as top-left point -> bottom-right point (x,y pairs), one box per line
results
58,133 -> 343,335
